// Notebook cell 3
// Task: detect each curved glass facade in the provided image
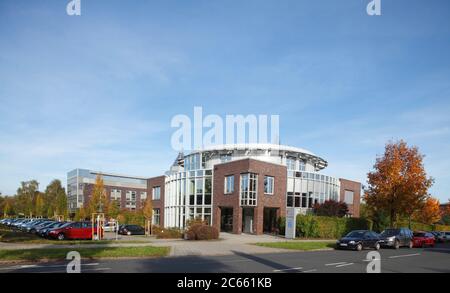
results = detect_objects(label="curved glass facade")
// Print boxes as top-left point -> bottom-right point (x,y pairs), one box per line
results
163,144 -> 341,229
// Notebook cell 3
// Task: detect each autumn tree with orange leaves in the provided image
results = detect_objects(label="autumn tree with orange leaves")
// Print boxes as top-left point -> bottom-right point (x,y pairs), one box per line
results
412,197 -> 442,225
365,140 -> 434,227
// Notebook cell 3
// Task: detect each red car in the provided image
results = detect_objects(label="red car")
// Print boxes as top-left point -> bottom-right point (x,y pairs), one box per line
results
48,221 -> 102,240
412,231 -> 435,248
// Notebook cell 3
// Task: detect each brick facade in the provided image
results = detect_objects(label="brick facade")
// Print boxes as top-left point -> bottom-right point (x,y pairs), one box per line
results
147,176 -> 165,227
339,179 -> 361,217
212,158 -> 287,235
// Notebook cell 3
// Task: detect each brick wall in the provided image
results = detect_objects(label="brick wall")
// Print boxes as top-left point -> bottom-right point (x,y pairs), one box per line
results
339,179 -> 361,218
213,158 -> 287,235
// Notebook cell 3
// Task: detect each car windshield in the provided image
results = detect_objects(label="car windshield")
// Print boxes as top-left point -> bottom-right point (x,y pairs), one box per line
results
381,229 -> 399,237
414,232 -> 426,237
345,231 -> 365,238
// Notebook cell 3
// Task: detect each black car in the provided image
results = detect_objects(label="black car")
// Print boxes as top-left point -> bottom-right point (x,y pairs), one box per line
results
336,230 -> 381,251
379,228 -> 413,249
118,225 -> 145,236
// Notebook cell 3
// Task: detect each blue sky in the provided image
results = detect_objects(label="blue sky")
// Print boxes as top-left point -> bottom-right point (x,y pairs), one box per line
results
0,0 -> 449,202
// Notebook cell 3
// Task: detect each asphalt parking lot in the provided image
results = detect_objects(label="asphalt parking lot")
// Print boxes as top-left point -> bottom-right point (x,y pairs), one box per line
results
1,242 -> 449,273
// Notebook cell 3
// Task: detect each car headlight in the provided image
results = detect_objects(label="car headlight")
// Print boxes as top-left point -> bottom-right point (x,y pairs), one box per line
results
349,241 -> 355,244
388,236 -> 395,241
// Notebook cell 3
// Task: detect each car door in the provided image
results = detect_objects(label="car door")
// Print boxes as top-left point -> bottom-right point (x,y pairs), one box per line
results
69,222 -> 83,239
400,229 -> 407,246
81,222 -> 92,239
362,232 -> 372,248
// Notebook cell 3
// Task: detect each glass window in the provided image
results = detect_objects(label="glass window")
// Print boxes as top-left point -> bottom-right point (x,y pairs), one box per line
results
153,208 -> 160,226
152,187 -> 161,200
299,160 -> 306,171
204,194 -> 211,205
196,178 -> 203,194
225,175 -> 234,194
264,176 -> 274,194
344,190 -> 354,204
286,158 -> 296,170
205,178 -> 212,194
301,193 -> 307,208
240,173 -> 257,206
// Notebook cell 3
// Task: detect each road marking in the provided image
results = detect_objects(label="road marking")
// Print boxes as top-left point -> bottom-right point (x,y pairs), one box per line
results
335,263 -> 354,268
0,262 -> 100,271
20,265 -> 37,268
363,258 -> 380,262
302,269 -> 317,273
273,267 -> 303,272
36,267 -> 111,274
389,253 -> 420,259
325,262 -> 347,266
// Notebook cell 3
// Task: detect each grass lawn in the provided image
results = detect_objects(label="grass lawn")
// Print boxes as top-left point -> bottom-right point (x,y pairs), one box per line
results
254,241 -> 336,251
0,227 -> 147,245
0,246 -> 170,261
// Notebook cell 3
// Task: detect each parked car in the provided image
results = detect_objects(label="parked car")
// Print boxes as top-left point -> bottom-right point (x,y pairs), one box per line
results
48,221 -> 101,240
103,222 -> 118,232
41,222 -> 71,238
430,231 -> 445,243
336,230 -> 381,251
26,220 -> 53,233
412,231 -> 435,248
34,221 -> 58,235
379,228 -> 413,249
118,224 -> 145,236
442,231 -> 450,242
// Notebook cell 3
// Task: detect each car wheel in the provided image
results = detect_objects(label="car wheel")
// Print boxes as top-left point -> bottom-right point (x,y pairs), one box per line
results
57,233 -> 65,241
127,231 -> 131,236
356,243 -> 363,251
394,240 -> 400,249
374,242 -> 380,251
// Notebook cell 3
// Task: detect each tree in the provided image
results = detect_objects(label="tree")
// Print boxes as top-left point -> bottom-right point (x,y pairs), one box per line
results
45,180 -> 67,218
16,180 -> 39,217
74,205 -> 87,221
35,193 -> 45,217
313,200 -> 348,217
3,200 -> 12,217
142,198 -> 153,235
87,174 -> 108,217
365,140 -> 433,227
413,197 -> 442,225
107,200 -> 120,219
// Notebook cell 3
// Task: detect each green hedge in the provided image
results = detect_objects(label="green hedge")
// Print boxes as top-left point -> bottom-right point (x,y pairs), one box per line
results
277,215 -> 450,239
277,215 -> 371,239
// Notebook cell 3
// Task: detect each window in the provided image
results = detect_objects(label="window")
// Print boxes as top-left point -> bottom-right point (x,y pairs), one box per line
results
126,191 -> 136,209
225,175 -> 234,194
286,158 -> 296,170
111,189 -> 122,201
140,192 -> 147,200
344,190 -> 354,205
152,186 -> 161,200
240,173 -> 257,206
264,176 -> 274,194
301,193 -> 307,208
153,208 -> 160,226
299,160 -> 306,171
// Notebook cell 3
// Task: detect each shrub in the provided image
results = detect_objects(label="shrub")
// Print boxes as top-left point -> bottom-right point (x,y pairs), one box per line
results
185,218 -> 219,240
152,226 -> 183,239
277,217 -> 286,236
313,200 -> 349,218
296,214 -> 319,238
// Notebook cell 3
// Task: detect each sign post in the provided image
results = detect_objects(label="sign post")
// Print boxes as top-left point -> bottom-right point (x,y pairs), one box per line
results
285,207 -> 296,239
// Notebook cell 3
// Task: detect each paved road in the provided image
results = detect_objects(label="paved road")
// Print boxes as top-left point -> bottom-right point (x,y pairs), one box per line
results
1,244 -> 449,273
